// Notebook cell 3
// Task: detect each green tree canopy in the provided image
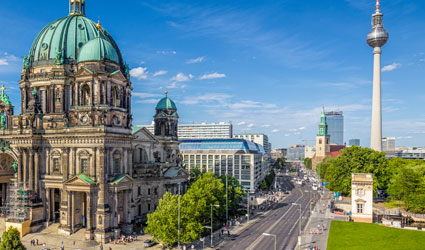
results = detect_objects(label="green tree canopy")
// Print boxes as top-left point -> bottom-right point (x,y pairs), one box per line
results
323,146 -> 389,196
304,158 -> 312,170
0,227 -> 26,250
388,164 -> 425,213
218,175 -> 245,217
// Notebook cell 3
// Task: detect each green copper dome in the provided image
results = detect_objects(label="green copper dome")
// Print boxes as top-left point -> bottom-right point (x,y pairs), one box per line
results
77,38 -> 119,63
156,97 -> 177,110
26,14 -> 123,67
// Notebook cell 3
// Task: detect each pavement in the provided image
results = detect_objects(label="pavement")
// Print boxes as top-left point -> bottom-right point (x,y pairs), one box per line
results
218,175 -> 319,250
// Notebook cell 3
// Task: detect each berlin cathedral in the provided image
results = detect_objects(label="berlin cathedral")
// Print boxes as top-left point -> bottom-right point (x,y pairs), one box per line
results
0,0 -> 187,242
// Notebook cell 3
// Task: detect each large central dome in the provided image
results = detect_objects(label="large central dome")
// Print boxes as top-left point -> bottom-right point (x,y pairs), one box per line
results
26,10 -> 123,67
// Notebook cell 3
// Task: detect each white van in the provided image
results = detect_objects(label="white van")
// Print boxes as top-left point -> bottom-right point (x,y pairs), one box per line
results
312,183 -> 318,191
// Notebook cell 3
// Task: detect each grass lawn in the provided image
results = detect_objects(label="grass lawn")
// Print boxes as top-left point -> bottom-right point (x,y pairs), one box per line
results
327,221 -> 425,250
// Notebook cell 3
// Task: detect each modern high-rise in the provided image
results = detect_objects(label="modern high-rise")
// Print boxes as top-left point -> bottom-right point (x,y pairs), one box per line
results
382,137 -> 395,152
325,111 -> 344,145
349,139 -> 361,146
234,133 -> 270,156
367,0 -> 389,152
138,122 -> 233,139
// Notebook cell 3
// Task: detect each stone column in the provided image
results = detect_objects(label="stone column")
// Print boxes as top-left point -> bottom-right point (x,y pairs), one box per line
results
127,147 -> 132,175
45,188 -> 50,224
62,148 -> 69,180
90,150 -> 95,178
71,191 -> 75,232
22,149 -> 27,186
114,189 -> 118,227
46,148 -> 51,175
28,149 -> 34,192
34,148 -> 40,195
71,148 -> 76,176
86,192 -> 92,230
17,148 -> 22,183
67,191 -> 72,231
123,148 -> 128,174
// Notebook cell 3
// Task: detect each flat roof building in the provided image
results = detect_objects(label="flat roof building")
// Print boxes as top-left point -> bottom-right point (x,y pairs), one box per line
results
326,111 -> 344,145
234,133 -> 271,156
137,122 -> 232,139
179,139 -> 269,191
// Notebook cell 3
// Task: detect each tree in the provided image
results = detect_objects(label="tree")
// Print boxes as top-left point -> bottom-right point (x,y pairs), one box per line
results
388,164 -> 425,213
260,180 -> 268,190
304,158 -> 312,170
316,157 -> 334,179
218,175 -> 245,217
323,146 -> 389,196
0,227 -> 26,250
145,193 -> 180,246
274,157 -> 287,169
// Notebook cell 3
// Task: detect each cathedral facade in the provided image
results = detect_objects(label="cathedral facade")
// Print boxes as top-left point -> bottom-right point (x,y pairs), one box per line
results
0,0 -> 187,242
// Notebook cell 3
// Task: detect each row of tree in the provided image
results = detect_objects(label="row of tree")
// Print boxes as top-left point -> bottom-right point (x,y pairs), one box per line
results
145,172 -> 245,247
316,146 -> 425,213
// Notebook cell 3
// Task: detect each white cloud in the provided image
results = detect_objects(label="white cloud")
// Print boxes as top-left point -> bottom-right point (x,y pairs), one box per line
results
229,100 -> 276,109
284,133 -> 291,137
261,124 -> 271,128
136,99 -> 160,104
130,67 -> 148,80
157,50 -> 177,55
181,93 -> 232,105
199,72 -> 226,80
272,129 -> 280,133
186,56 -> 205,64
133,93 -> 161,98
0,59 -> 8,66
396,136 -> 413,140
247,123 -> 254,128
382,63 -> 401,72
171,73 -> 193,82
153,70 -> 168,77
236,121 -> 246,126
298,127 -> 305,130
167,82 -> 186,89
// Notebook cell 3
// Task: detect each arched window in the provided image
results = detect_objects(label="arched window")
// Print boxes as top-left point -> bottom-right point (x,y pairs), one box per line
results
80,158 -> 89,174
81,84 -> 90,105
160,123 -> 166,136
113,151 -> 121,173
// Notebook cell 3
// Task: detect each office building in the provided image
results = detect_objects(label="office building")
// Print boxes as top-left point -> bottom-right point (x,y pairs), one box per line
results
304,146 -> 316,159
349,139 -> 361,146
385,147 -> 425,160
325,111 -> 344,145
287,145 -> 305,161
271,148 -> 287,160
234,133 -> 271,156
179,139 -> 268,191
382,137 -> 396,152
141,122 -> 232,139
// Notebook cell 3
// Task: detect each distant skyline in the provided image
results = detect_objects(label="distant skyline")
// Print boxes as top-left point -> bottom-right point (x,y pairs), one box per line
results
1,0 -> 425,148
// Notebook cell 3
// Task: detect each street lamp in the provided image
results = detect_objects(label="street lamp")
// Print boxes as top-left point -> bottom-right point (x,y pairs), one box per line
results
226,174 -> 228,223
262,233 -> 276,250
292,203 -> 302,250
210,204 -> 220,248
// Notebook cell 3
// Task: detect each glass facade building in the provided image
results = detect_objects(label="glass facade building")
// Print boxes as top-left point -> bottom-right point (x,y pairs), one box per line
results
136,122 -> 233,139
349,139 -> 360,146
325,111 -> 344,145
179,139 -> 268,191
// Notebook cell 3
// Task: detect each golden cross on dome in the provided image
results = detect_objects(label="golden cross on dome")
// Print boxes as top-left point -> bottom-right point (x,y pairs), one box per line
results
165,90 -> 168,97
0,84 -> 5,95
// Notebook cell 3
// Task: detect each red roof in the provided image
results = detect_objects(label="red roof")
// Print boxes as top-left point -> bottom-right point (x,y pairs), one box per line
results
330,145 -> 345,152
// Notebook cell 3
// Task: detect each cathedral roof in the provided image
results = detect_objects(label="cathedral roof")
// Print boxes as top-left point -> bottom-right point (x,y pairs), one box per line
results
156,95 -> 177,110
25,8 -> 123,68
77,38 -> 119,64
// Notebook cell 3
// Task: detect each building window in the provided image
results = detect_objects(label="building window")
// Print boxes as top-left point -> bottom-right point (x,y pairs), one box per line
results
53,158 -> 60,172
319,139 -> 322,144
154,188 -> 158,195
80,159 -> 88,174
148,203 -> 151,211
357,203 -> 363,214
357,189 -> 363,195
148,188 -> 151,195
138,186 -> 141,195
113,151 -> 121,173
138,204 -> 142,216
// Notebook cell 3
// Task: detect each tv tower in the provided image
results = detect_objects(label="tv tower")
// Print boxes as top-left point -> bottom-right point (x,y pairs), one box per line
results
367,0 -> 388,152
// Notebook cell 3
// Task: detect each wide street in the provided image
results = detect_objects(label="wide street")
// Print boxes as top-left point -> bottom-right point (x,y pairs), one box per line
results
219,174 -> 318,250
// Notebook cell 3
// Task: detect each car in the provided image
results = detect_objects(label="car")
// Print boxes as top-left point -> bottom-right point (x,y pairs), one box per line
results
312,183 -> 318,191
144,240 -> 156,248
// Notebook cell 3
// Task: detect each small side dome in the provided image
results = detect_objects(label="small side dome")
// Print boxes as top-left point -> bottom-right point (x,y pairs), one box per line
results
77,37 -> 119,64
156,96 -> 177,110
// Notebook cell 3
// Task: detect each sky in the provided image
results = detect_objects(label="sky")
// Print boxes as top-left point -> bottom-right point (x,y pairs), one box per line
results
0,0 -> 425,148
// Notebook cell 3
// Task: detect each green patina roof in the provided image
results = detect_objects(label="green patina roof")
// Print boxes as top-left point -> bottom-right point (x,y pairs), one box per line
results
156,97 -> 177,110
111,174 -> 126,184
132,126 -> 144,134
77,38 -> 119,63
26,14 -> 123,67
76,174 -> 96,184
163,167 -> 180,178
317,106 -> 329,136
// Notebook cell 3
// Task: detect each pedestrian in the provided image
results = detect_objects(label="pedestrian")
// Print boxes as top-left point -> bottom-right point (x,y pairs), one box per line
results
191,244 -> 195,249
227,230 -> 230,237
36,239 -> 39,245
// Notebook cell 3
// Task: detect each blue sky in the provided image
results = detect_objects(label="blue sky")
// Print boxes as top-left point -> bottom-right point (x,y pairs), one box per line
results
0,0 -> 425,148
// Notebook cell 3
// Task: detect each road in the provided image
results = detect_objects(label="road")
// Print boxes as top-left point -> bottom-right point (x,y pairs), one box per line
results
219,175 -> 317,250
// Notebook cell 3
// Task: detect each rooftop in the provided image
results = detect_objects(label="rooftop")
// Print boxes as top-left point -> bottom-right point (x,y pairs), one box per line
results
179,138 -> 264,153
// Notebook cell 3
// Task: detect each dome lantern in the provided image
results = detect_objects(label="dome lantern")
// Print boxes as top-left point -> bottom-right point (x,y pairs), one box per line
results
69,0 -> 86,16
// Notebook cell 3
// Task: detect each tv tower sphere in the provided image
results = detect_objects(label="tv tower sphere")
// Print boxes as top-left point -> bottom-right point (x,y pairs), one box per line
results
367,1 -> 389,48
